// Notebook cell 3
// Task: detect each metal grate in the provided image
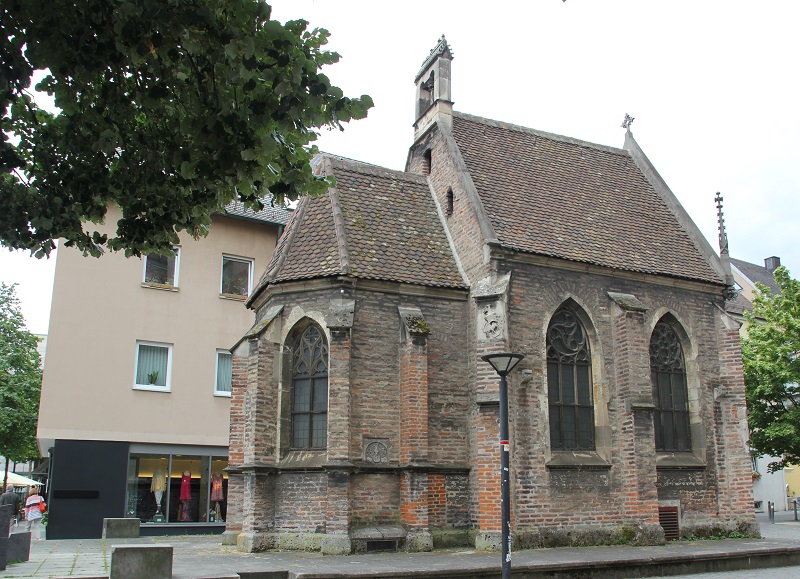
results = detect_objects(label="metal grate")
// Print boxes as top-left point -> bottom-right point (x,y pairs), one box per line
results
659,506 -> 680,541
366,540 -> 398,553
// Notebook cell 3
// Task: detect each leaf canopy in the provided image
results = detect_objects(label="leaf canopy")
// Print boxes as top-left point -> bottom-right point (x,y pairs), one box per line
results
1,0 -> 373,257
0,283 -> 42,466
742,266 -> 800,472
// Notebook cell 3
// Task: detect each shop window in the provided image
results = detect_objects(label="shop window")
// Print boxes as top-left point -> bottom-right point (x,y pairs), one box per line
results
134,341 -> 172,391
215,351 -> 232,396
125,453 -> 228,525
143,249 -> 179,287
220,255 -> 253,297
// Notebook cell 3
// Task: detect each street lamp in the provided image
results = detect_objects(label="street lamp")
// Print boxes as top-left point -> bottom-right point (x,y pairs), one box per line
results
481,352 -> 525,579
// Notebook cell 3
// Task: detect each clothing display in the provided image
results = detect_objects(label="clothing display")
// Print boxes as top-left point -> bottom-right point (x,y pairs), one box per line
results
179,471 -> 191,500
150,468 -> 167,492
210,473 -> 224,502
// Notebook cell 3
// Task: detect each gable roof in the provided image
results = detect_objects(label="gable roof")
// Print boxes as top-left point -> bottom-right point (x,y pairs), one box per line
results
449,112 -> 724,285
255,155 -> 466,294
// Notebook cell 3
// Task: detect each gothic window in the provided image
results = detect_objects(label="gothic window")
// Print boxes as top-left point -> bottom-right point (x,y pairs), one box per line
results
291,325 -> 329,449
547,308 -> 594,450
650,320 -> 691,452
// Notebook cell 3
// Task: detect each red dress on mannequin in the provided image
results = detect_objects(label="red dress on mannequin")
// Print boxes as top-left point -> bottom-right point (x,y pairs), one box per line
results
179,472 -> 191,500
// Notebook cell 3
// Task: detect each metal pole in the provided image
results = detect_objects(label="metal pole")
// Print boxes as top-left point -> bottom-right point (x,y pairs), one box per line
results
794,498 -> 798,522
498,373 -> 511,579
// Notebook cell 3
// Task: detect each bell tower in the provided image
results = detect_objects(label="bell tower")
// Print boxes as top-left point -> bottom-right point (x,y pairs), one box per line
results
414,36 -> 453,141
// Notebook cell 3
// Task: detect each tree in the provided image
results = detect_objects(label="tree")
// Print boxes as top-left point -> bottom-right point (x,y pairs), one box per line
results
1,0 -> 372,258
742,266 -> 800,472
0,283 -> 42,488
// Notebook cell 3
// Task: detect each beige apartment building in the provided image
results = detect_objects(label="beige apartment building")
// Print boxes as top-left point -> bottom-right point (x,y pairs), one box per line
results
37,203 -> 290,539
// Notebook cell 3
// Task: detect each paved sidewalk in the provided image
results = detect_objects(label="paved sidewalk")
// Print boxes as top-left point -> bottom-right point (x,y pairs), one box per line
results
2,515 -> 799,578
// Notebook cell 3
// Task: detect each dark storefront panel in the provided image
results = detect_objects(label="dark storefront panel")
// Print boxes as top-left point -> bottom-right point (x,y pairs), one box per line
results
47,440 -> 129,539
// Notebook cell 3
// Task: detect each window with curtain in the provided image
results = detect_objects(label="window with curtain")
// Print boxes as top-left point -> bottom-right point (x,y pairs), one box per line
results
547,308 -> 594,450
215,351 -> 232,395
291,325 -> 328,449
135,342 -> 172,390
650,320 -> 691,451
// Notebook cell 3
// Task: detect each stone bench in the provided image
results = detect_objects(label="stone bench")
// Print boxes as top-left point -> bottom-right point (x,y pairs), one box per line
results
110,544 -> 172,579
102,518 -> 140,539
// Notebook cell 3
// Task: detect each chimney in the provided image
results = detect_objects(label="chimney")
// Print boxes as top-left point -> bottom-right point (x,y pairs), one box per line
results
764,256 -> 781,272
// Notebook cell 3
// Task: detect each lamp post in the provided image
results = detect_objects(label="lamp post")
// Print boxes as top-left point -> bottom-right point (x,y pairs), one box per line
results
481,353 -> 525,579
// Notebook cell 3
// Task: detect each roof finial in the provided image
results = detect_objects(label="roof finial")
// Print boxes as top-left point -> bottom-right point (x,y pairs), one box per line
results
715,192 -> 738,301
621,114 -> 634,131
715,192 -> 729,257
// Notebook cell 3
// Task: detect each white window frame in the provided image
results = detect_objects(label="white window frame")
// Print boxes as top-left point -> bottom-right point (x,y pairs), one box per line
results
133,341 -> 173,392
214,350 -> 233,397
142,247 -> 181,288
220,255 -> 254,298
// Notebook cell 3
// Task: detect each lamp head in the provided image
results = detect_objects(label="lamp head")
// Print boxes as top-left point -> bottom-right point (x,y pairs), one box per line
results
481,353 -> 525,377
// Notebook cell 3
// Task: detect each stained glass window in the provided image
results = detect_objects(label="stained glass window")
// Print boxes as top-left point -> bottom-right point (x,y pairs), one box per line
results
291,325 -> 328,449
547,309 -> 594,450
650,321 -> 691,451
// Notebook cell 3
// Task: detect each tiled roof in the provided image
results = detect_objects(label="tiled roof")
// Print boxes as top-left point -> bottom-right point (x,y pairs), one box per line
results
224,199 -> 292,225
450,112 -> 724,285
731,258 -> 780,295
259,155 -> 466,290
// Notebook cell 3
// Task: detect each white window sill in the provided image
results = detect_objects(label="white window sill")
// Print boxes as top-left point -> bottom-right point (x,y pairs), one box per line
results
142,283 -> 179,292
219,293 -> 247,301
133,384 -> 171,393
213,391 -> 232,398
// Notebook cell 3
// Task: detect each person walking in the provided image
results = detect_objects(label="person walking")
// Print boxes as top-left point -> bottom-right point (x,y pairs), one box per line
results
24,487 -> 46,540
0,484 -> 21,535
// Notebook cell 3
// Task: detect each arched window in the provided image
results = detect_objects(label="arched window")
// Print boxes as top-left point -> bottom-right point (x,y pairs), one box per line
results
650,320 -> 691,451
291,325 -> 329,449
547,308 -> 594,450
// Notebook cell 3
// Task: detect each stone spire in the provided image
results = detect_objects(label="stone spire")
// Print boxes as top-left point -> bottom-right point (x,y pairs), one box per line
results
413,36 -> 454,140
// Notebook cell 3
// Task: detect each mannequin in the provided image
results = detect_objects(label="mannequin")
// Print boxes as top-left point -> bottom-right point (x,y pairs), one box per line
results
179,471 -> 191,521
150,468 -> 167,520
211,472 -> 224,522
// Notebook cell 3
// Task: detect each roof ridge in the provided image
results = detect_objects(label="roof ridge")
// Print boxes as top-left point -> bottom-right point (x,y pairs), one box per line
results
323,157 -> 352,276
453,111 -> 628,156
325,154 -> 426,183
264,197 -> 307,283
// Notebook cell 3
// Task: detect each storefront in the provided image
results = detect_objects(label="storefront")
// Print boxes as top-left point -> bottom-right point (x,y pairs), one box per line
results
46,440 -> 228,539
126,449 -> 228,526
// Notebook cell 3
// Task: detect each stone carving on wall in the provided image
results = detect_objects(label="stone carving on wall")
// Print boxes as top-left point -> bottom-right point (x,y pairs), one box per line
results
326,299 -> 355,330
476,299 -> 506,342
364,439 -> 389,464
481,302 -> 503,339
397,307 -> 430,338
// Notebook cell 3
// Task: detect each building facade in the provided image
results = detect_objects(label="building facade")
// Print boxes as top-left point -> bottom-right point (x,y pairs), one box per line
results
225,39 -> 756,554
37,203 -> 290,539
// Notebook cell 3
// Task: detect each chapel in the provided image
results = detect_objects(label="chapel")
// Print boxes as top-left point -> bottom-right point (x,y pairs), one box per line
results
223,37 -> 756,553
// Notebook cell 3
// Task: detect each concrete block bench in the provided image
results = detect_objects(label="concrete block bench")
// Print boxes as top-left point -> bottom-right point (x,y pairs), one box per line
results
102,518 -> 140,539
110,544 -> 172,579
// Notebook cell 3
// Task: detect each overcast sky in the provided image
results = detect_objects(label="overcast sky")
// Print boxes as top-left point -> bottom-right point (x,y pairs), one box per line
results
1,0 -> 798,334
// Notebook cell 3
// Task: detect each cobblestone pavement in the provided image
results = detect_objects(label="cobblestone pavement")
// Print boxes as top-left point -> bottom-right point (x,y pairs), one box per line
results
1,514 -> 799,578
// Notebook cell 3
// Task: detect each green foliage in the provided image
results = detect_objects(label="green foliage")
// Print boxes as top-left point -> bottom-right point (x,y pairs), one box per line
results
742,266 -> 800,472
1,0 -> 373,258
0,283 -> 42,471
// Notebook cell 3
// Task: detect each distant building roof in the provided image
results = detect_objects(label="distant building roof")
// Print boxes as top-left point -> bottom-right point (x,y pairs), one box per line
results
224,199 -> 292,226
450,112 -> 724,285
731,257 -> 780,295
